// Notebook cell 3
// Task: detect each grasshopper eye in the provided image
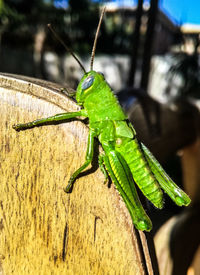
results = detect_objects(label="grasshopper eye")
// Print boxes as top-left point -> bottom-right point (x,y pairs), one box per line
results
82,76 -> 94,90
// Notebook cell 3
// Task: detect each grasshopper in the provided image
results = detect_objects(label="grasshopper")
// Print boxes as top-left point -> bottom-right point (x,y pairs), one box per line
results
13,8 -> 190,231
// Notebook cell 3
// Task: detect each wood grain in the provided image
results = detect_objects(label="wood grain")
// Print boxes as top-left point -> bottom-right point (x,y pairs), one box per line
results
0,73 -> 150,274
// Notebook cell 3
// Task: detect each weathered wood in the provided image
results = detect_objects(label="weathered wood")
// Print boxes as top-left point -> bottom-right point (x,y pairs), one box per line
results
0,73 -> 152,274
154,139 -> 200,275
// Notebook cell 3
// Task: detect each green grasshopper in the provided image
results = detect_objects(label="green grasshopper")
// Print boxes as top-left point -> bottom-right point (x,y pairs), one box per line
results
13,8 -> 190,231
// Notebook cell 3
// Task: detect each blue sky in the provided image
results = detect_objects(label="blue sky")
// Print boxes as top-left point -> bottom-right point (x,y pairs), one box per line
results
159,0 -> 200,25
54,0 -> 200,26
105,0 -> 200,25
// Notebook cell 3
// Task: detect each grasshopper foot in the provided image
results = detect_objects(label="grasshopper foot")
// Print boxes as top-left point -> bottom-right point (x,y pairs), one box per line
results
12,124 -> 22,131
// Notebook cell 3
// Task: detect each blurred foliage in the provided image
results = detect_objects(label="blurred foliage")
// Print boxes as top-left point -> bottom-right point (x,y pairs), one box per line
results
0,0 -> 136,55
67,0 -> 100,53
0,0 -> 67,50
167,53 -> 200,99
0,0 -> 24,41
0,0 -> 23,23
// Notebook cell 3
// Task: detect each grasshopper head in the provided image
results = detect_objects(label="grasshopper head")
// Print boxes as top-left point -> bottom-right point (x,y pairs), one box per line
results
76,70 -> 105,105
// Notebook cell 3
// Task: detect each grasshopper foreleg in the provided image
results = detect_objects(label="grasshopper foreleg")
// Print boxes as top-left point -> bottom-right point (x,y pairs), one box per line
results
64,130 -> 96,193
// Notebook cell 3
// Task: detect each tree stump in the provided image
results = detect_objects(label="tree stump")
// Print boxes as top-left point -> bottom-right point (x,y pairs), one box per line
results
0,73 -> 155,274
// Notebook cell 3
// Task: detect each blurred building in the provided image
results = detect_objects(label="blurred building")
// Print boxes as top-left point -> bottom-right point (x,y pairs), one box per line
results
105,5 -> 181,55
181,24 -> 200,54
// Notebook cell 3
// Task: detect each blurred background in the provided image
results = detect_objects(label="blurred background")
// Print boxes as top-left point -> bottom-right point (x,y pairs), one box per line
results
2,0 -> 200,96
1,1 -> 200,273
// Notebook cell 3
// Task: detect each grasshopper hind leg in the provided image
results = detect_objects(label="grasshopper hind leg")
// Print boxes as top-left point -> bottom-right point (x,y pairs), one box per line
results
101,150 -> 152,232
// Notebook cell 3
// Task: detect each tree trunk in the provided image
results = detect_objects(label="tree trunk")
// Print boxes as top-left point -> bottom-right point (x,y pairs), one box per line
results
140,0 -> 158,91
127,0 -> 143,87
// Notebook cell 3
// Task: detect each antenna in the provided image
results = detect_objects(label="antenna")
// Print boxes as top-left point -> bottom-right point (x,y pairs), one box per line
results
90,7 -> 106,70
47,24 -> 86,73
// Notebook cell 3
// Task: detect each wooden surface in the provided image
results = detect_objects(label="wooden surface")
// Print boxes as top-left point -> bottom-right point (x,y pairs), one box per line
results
154,139 -> 200,275
0,73 -> 153,274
